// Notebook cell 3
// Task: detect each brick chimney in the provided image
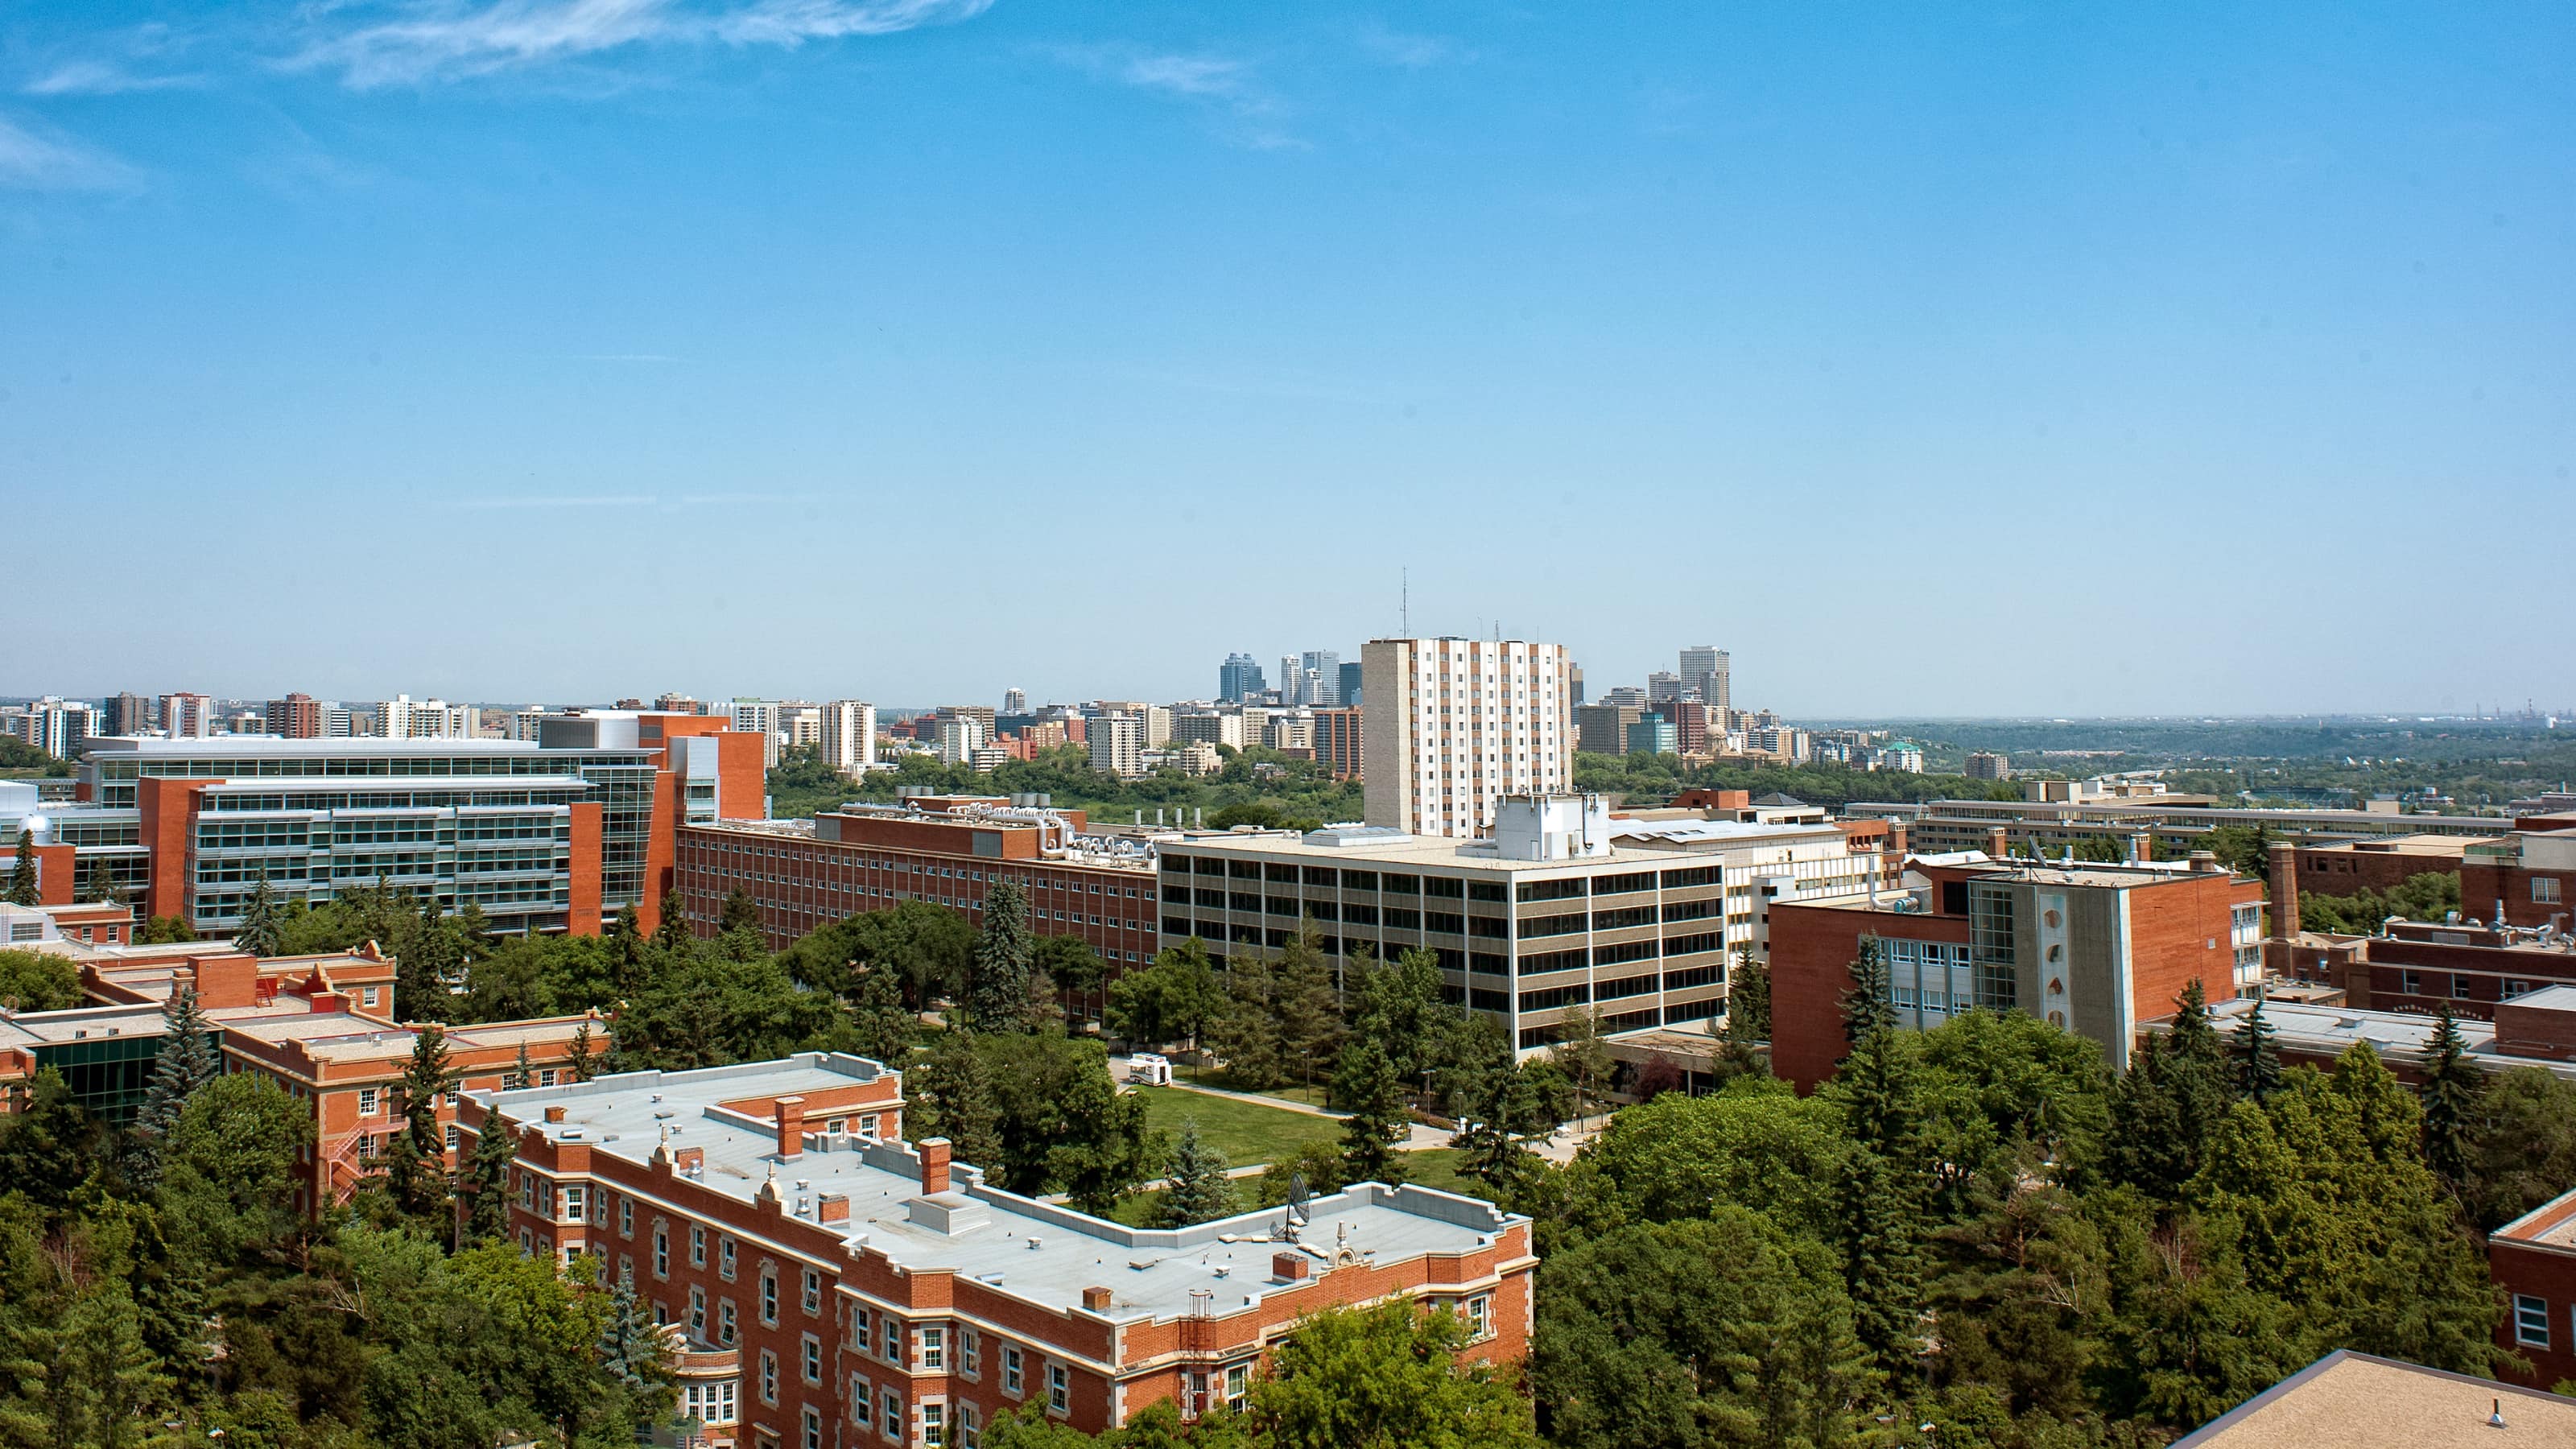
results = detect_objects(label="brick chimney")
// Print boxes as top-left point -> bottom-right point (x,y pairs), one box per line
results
308,990 -> 345,1014
1986,827 -> 2009,859
2268,842 -> 2299,939
1272,1252 -> 1311,1282
543,1104 -> 568,1124
817,1193 -> 850,1224
2128,832 -> 2153,865
1081,1286 -> 1113,1312
774,1095 -> 806,1162
920,1137 -> 952,1195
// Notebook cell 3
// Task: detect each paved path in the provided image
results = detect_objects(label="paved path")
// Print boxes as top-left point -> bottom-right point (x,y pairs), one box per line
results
1136,1065 -> 1452,1151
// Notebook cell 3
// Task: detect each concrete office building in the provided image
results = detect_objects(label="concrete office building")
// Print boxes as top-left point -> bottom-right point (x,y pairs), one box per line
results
1963,751 -> 2010,781
1645,671 -> 1684,706
378,695 -> 478,740
1575,703 -> 1642,756
1361,638 -> 1574,840
1170,712 -> 1245,751
1001,688 -> 1027,716
1089,715 -> 1146,780
1679,646 -> 1730,713
1157,794 -> 1897,1048
460,1054 -> 1534,1443
819,700 -> 878,777
933,716 -> 985,766
104,693 -> 153,737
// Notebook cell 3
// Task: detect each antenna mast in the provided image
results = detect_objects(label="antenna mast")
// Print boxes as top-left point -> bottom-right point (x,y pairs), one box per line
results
1402,568 -> 1408,635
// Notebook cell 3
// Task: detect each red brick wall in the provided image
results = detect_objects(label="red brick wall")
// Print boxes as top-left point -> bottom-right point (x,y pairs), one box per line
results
1766,904 -> 1971,1091
2295,843 -> 2464,898
568,802 -> 603,936
136,778 -> 217,923
2492,1207 -> 2576,1389
2463,862 -> 2576,930
2123,873 -> 2256,1022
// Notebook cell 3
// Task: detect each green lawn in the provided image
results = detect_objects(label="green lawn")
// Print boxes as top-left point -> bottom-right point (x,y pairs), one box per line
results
1396,1148 -> 1494,1201
1132,1084 -> 1344,1169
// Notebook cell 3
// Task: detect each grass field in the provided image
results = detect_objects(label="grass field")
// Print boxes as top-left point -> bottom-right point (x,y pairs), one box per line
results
1133,1084 -> 1344,1168
1172,1063 -> 1331,1110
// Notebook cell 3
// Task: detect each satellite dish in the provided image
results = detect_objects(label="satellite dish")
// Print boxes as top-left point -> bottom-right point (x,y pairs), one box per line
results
1286,1172 -> 1311,1227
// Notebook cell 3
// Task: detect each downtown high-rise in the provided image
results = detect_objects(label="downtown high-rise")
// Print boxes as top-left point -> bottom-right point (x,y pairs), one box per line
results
1360,637 -> 1574,838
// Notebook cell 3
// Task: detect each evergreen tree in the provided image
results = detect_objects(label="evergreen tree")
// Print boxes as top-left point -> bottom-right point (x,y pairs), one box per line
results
462,1112 -> 518,1245
1273,927 -> 1345,1095
6,828 -> 37,906
0,1066 -> 102,1212
2419,1003 -> 2479,1192
382,1023 -> 454,1221
1206,958 -> 1286,1088
127,985 -> 221,1183
964,881 -> 1036,1032
850,964 -> 916,1067
1335,1040 -> 1411,1186
83,857 -> 122,907
234,873 -> 283,957
1158,1120 -> 1240,1227
1839,935 -> 1897,1047
393,897 -> 451,1025
1725,943 -> 1771,1043
2232,997 -> 2282,1102
566,1019 -> 600,1082
910,1033 -> 1005,1174
719,889 -> 762,937
612,903 -> 648,997
654,889 -> 691,951
506,1040 -> 533,1090
597,1276 -> 669,1409
1823,965 -> 1926,1383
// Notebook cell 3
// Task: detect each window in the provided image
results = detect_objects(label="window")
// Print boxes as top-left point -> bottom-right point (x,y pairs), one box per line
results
562,1185 -> 584,1223
444,1124 -> 459,1151
852,1307 -> 873,1352
960,1328 -> 980,1378
920,1325 -> 944,1370
621,1199 -> 634,1237
760,1268 -> 778,1324
1224,1362 -> 1249,1410
691,1225 -> 706,1267
2539,877 -> 2564,904
1047,1363 -> 1069,1414
688,1288 -> 706,1340
759,1349 -> 779,1406
358,1088 -> 381,1116
653,1225 -> 669,1278
683,1378 -> 738,1426
720,1236 -> 737,1280
803,1406 -> 823,1449
719,1300 -> 737,1346
882,1389 -> 902,1438
923,1402 -> 947,1447
1465,1293 -> 1492,1341
803,1333 -> 822,1385
2516,1294 -> 2550,1348
1003,1347 -> 1023,1397
803,1266 -> 822,1315
958,1404 -> 980,1448
882,1316 -> 902,1363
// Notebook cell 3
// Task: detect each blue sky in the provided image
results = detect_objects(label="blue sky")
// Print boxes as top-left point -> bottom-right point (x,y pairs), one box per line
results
3,2 -> 2568,716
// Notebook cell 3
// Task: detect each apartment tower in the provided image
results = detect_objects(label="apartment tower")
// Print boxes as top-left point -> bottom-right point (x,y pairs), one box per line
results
1679,646 -> 1730,713
819,700 -> 878,776
1360,638 -> 1573,838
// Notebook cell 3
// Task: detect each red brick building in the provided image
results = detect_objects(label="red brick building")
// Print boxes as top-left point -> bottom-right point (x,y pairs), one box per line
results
2288,834 -> 2468,899
675,798 -> 1164,969
2489,1184 -> 2576,1389
464,1054 -> 1535,1446
2462,824 -> 2576,931
1769,854 -> 2264,1090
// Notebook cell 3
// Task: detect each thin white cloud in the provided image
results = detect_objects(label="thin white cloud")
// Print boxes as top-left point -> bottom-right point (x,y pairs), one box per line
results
1354,23 -> 1466,70
455,493 -> 659,509
576,352 -> 681,361
23,60 -> 204,96
0,114 -> 142,192
1048,43 -> 1301,150
291,0 -> 993,89
680,491 -> 818,505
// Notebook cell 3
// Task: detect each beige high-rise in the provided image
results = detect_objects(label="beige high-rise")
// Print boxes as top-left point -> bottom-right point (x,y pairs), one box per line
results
1362,638 -> 1575,837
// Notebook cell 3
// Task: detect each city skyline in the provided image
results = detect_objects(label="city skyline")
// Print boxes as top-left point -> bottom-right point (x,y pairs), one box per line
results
6,2 -> 2570,713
